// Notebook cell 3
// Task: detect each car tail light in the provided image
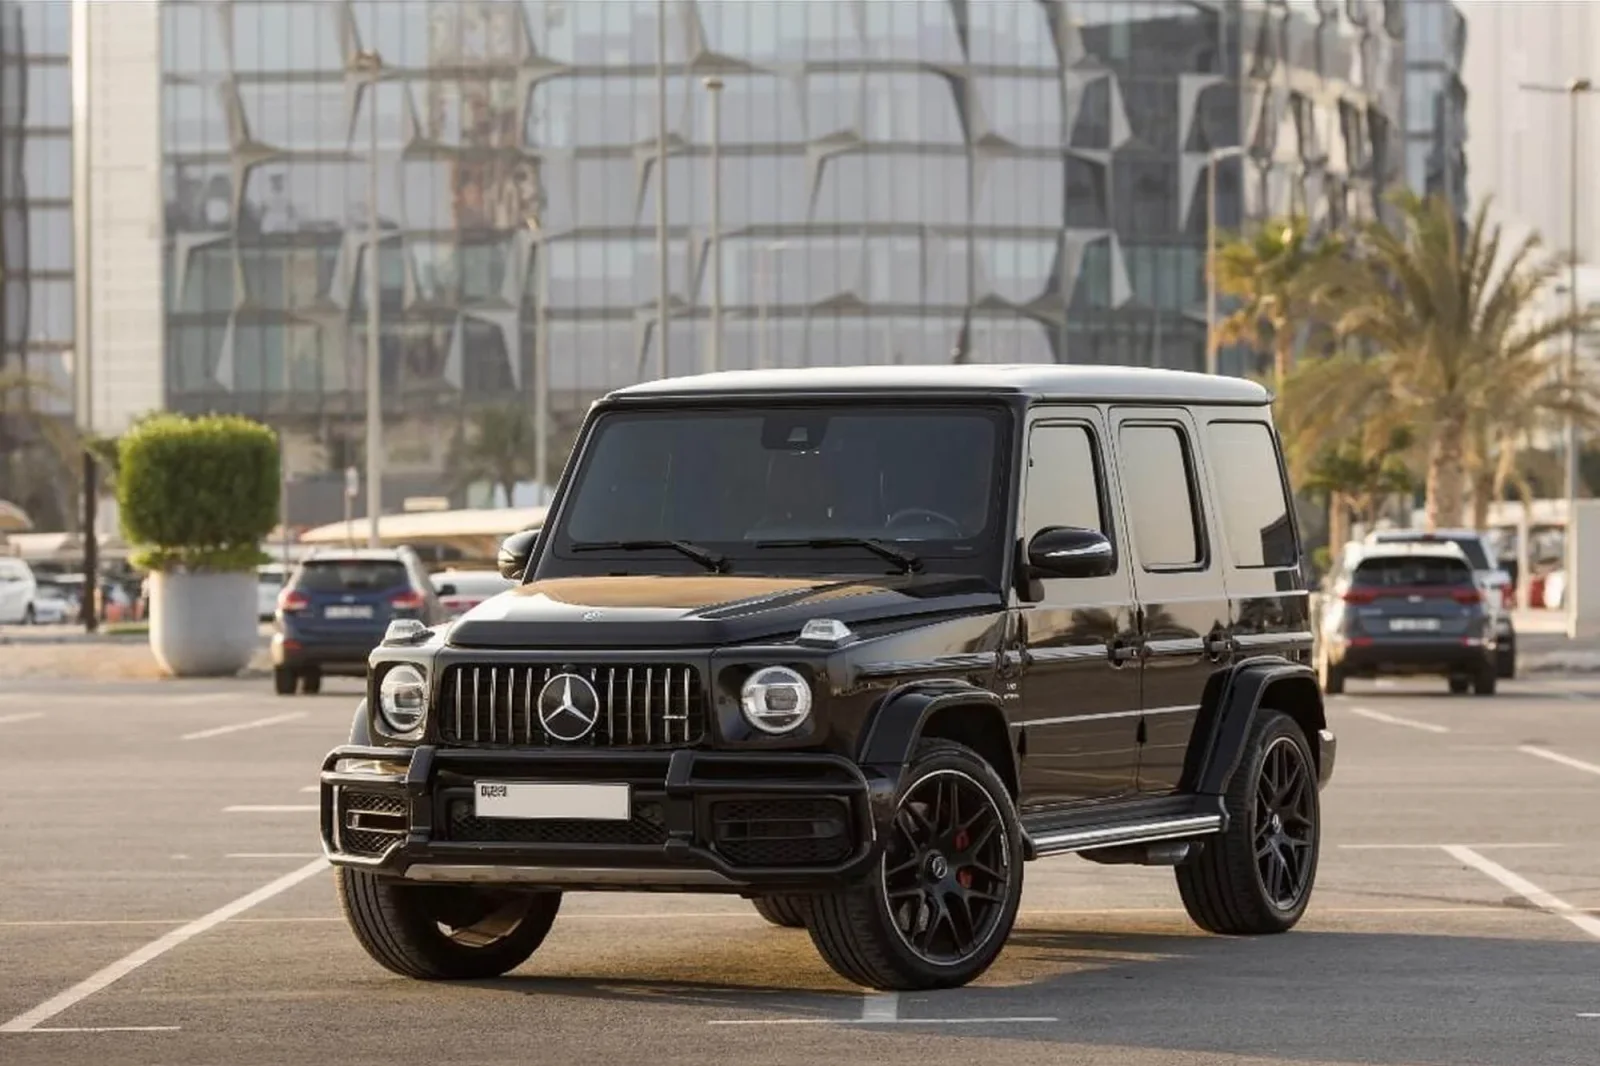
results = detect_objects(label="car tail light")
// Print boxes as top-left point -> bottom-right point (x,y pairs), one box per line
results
390,590 -> 425,612
278,589 -> 309,613
1342,589 -> 1376,604
1450,588 -> 1482,605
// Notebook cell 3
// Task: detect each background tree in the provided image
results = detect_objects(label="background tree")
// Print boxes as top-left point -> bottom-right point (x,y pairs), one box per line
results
448,403 -> 537,508
0,368 -> 81,531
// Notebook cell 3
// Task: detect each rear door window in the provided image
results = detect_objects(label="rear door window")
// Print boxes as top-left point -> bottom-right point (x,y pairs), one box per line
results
294,560 -> 409,593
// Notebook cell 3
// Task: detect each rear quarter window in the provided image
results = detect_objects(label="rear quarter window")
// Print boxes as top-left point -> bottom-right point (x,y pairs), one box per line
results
1204,420 -> 1297,568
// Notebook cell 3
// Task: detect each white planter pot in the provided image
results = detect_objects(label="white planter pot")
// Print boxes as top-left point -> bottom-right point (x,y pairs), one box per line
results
148,570 -> 259,677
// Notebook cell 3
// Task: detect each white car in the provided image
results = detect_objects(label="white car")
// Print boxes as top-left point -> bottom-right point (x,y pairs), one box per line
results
29,580 -> 72,624
257,564 -> 289,621
430,569 -> 515,619
0,556 -> 40,624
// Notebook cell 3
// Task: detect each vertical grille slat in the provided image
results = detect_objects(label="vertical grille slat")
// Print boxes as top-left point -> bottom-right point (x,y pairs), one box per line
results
439,662 -> 705,749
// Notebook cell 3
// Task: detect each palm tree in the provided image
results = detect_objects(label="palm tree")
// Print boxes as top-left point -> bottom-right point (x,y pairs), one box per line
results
448,403 -> 536,508
1212,214 -> 1349,390
1320,190 -> 1600,530
0,368 -> 81,530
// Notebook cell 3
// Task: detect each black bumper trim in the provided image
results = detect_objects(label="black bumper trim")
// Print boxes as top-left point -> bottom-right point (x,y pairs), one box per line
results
319,744 -> 887,890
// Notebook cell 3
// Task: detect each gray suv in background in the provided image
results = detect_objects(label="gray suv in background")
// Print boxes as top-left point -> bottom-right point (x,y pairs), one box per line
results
1317,541 -> 1498,696
1363,529 -> 1516,678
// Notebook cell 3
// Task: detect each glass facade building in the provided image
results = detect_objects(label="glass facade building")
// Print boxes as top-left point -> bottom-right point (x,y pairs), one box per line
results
144,0 -> 1407,519
1400,0 -> 1467,225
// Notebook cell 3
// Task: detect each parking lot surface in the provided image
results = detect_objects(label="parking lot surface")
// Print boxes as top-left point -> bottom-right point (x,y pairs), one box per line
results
1,671 -> 1597,1066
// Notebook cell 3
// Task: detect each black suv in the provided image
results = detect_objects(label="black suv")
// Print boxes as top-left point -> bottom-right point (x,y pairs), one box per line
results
1317,541 -> 1497,695
318,365 -> 1336,991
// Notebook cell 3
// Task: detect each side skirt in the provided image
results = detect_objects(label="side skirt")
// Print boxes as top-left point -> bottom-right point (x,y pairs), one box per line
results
1020,794 -> 1227,864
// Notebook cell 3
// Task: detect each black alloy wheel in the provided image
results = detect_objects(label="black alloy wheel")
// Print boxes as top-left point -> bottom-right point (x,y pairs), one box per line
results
880,769 -> 1013,967
1252,735 -> 1317,912
804,739 -> 1024,991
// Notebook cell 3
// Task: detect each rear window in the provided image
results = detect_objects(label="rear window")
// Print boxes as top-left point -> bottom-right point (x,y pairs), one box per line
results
294,560 -> 409,593
1352,556 -> 1474,587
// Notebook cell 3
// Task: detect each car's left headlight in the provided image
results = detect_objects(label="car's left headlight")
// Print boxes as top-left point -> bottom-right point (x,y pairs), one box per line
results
377,664 -> 428,736
740,665 -> 813,735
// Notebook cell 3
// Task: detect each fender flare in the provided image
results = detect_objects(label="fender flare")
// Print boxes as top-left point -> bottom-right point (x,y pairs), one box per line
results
347,699 -> 373,746
1185,656 -> 1325,796
857,678 -> 1017,788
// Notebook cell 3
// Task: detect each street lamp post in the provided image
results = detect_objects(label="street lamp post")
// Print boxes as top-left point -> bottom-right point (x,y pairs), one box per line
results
703,76 -> 724,374
1521,77 -> 1597,633
354,48 -> 384,548
655,0 -> 670,380
1205,145 -> 1244,376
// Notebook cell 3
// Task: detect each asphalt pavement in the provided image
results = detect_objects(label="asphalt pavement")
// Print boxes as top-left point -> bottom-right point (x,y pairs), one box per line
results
0,669 -> 1597,1066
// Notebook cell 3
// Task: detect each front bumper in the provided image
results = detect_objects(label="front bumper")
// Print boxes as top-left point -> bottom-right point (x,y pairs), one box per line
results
318,744 -> 889,892
1316,728 -> 1338,790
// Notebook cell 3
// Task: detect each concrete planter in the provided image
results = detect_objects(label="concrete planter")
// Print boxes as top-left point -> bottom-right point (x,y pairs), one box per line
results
147,570 -> 258,677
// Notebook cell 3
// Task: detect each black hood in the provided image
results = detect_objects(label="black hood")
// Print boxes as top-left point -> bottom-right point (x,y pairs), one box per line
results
444,572 -> 1002,649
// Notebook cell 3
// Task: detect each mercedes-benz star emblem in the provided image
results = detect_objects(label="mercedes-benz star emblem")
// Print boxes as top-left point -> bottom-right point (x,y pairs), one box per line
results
537,672 -> 601,743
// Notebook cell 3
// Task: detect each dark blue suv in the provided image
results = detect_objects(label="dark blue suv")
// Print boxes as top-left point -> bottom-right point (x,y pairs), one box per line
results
271,547 -> 448,695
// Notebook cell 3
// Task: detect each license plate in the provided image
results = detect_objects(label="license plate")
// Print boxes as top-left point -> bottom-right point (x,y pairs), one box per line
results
473,781 -> 631,821
1388,617 -> 1441,632
324,604 -> 373,619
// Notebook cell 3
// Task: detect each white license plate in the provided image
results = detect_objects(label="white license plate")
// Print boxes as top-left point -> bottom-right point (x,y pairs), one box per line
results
324,604 -> 374,619
1388,617 -> 1441,632
473,781 -> 631,821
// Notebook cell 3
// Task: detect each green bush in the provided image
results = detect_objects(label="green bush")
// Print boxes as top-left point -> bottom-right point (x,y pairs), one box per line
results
117,413 -> 279,573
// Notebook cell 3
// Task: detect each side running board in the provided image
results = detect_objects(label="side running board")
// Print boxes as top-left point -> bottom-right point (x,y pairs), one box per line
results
1025,813 -> 1223,860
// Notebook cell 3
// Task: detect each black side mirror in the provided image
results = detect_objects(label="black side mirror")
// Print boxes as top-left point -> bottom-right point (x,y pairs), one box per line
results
435,583 -> 457,597
496,527 -> 540,581
1026,526 -> 1114,579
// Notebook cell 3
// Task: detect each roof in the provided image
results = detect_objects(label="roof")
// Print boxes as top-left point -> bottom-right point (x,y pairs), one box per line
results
1349,541 -> 1471,563
606,364 -> 1271,406
303,547 -> 415,562
1368,528 -> 1488,542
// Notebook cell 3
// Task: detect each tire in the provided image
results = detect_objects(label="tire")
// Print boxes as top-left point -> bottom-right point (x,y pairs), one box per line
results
803,739 -> 1024,991
751,896 -> 810,928
21,604 -> 35,626
1449,676 -> 1470,695
1176,709 -> 1320,936
336,866 -> 561,980
273,666 -> 297,696
1496,641 -> 1516,680
300,670 -> 322,695
1473,664 -> 1497,696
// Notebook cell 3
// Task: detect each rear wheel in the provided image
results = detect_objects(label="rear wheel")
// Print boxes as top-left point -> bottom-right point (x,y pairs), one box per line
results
1496,639 -> 1517,680
751,896 -> 810,928
1176,709 -> 1320,935
1473,663 -> 1497,696
273,666 -> 297,696
336,867 -> 561,980
804,739 -> 1024,991
1448,676 -> 1470,695
21,604 -> 35,625
300,670 -> 322,695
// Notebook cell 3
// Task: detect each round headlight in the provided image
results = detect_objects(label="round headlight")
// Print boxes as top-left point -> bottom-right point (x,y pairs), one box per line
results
740,666 -> 813,735
377,664 -> 428,735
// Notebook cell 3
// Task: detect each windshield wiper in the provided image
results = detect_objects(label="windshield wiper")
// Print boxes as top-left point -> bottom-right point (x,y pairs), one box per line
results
569,539 -> 729,573
752,537 -> 923,574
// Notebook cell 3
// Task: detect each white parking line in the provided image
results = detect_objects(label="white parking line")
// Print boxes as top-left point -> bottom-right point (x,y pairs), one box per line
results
0,712 -> 44,726
0,858 -> 328,1033
222,805 -> 317,813
1340,842 -> 1566,850
1518,745 -> 1600,778
226,852 -> 323,859
708,1016 -> 1059,1027
861,993 -> 898,1021
1441,846 -> 1600,941
26,1026 -> 181,1034
299,785 -> 318,793
181,712 -> 305,741
1345,706 -> 1449,734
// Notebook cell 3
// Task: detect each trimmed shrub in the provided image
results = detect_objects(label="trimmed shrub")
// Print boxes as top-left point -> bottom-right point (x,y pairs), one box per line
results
118,413 -> 279,572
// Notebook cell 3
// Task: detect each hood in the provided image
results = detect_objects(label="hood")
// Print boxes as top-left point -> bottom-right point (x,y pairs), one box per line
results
445,572 -> 1001,649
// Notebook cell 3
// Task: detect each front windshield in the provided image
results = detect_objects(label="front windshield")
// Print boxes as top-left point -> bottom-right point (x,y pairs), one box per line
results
542,404 -> 1011,576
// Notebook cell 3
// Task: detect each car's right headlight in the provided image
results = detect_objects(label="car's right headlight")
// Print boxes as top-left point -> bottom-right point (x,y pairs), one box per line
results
377,664 -> 428,736
739,665 -> 813,735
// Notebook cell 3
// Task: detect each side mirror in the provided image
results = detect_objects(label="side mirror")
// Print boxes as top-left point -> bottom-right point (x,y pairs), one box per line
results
435,583 -> 457,598
496,527 -> 540,581
1026,526 -> 1115,579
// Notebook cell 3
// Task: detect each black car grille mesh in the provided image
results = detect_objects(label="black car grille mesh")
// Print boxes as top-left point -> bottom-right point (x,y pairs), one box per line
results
437,663 -> 705,748
710,798 -> 853,867
443,797 -> 668,846
336,789 -> 407,859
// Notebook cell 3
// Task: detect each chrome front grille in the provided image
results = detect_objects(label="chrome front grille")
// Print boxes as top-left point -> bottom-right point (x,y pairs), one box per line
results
436,663 -> 706,748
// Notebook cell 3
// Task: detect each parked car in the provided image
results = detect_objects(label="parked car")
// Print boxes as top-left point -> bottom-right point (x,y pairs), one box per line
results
1318,540 -> 1498,695
430,568 -> 516,619
0,555 -> 39,624
271,547 -> 447,696
256,564 -> 289,621
319,364 -> 1337,992
28,578 -> 73,625
1363,528 -> 1517,679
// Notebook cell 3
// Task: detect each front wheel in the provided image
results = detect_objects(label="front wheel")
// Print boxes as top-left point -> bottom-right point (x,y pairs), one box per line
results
804,739 -> 1024,991
336,867 -> 561,980
751,896 -> 810,928
1176,709 -> 1320,935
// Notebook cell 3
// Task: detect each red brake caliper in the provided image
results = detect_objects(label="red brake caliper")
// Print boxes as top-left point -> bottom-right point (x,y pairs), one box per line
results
954,829 -> 973,888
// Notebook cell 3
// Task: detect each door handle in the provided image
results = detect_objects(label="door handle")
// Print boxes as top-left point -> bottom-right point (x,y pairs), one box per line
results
1204,633 -> 1232,659
1108,640 -> 1139,666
